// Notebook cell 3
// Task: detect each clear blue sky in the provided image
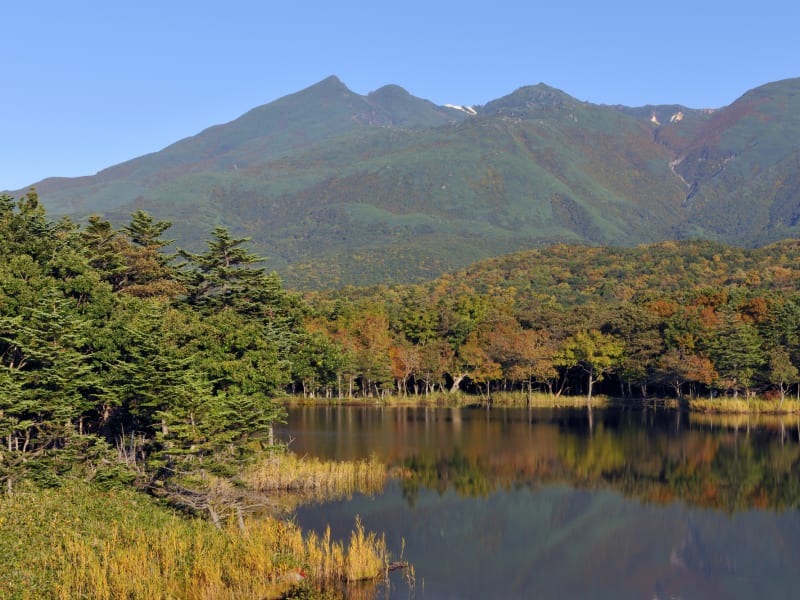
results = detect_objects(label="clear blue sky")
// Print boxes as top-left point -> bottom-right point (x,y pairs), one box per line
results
2,0 -> 798,191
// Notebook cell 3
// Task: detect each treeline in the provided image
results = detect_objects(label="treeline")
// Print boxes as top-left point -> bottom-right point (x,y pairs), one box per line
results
0,191 -> 338,494
5,188 -> 800,494
304,240 -> 800,404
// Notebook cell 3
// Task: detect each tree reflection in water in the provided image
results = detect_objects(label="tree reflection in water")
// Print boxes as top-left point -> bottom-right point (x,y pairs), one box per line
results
282,406 -> 800,599
281,405 -> 800,512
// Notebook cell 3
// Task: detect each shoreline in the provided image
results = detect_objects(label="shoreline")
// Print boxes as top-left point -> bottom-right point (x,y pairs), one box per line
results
1,452 -> 399,599
284,392 -> 800,415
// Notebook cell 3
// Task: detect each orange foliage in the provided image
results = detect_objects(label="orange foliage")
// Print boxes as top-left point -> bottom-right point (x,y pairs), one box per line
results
648,299 -> 677,318
740,296 -> 769,323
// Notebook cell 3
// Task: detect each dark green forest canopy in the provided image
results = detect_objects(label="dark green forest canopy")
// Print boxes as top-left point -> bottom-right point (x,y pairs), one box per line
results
0,191 -> 326,496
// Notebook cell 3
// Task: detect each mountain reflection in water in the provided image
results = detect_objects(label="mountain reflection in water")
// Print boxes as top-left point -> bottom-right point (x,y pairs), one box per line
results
278,406 -> 800,599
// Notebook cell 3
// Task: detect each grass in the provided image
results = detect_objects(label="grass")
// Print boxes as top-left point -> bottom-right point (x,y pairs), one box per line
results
244,452 -> 388,512
291,390 -> 613,409
0,453 -> 396,600
291,390 -> 800,414
488,391 -> 611,408
688,396 -> 800,414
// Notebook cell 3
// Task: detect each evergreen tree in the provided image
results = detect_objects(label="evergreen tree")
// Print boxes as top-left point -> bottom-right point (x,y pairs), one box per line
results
708,311 -> 766,397
177,226 -> 268,312
121,209 -> 174,251
80,215 -> 129,290
119,211 -> 181,298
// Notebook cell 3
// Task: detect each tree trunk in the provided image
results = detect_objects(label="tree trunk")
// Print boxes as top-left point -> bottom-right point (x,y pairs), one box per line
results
555,375 -> 568,397
236,505 -> 246,532
208,505 -> 221,529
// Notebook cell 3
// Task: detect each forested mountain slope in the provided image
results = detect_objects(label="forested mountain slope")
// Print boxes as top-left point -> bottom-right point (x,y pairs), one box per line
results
15,77 -> 800,289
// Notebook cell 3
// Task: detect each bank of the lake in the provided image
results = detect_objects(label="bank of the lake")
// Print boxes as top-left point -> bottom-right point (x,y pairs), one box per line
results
688,396 -> 800,414
288,390 -> 800,414
1,453 -> 396,600
288,391 -> 614,409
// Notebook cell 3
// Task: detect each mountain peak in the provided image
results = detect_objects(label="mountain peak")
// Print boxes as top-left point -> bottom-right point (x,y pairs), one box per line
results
364,84 -> 469,128
368,84 -> 415,102
483,83 -> 580,116
298,75 -> 352,95
25,76 -> 800,290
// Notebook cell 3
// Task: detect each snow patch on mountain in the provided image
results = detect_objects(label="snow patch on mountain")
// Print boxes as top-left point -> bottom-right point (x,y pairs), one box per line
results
444,104 -> 477,116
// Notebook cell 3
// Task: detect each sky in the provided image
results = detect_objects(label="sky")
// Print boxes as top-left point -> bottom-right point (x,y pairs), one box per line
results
2,0 -> 798,191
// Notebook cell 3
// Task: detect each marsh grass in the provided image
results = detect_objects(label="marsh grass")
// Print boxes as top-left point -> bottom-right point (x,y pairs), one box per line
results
689,397 -> 800,414
244,452 -> 387,511
291,390 -> 613,408
1,457 -> 393,599
304,516 -> 388,584
488,391 -> 612,408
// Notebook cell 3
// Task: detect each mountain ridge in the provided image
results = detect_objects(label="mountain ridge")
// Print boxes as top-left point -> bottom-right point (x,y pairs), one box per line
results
11,75 -> 800,289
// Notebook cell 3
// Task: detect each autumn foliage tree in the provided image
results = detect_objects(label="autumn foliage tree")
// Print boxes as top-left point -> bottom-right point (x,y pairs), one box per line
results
554,330 -> 623,404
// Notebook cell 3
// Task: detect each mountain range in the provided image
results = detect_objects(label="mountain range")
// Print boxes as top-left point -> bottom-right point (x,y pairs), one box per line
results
14,75 -> 800,289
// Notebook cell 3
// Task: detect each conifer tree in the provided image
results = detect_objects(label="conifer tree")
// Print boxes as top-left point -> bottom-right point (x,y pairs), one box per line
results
118,211 -> 181,298
177,226 -> 269,312
80,215 -> 129,290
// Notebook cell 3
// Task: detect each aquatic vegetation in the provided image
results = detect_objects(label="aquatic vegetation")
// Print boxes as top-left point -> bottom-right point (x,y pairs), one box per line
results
244,452 -> 388,512
689,397 -> 800,414
0,481 -> 393,599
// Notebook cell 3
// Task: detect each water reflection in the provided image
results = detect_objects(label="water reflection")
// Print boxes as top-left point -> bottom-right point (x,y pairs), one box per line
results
278,406 -> 800,599
279,405 -> 800,512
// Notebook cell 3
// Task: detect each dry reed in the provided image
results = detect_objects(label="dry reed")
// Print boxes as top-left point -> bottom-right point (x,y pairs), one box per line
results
1,455 -> 394,599
245,452 -> 387,505
689,397 -> 800,414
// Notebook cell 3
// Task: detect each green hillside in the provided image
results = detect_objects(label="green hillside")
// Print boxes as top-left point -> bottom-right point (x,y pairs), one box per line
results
670,78 -> 800,241
18,76 -> 800,289
31,76 -> 467,216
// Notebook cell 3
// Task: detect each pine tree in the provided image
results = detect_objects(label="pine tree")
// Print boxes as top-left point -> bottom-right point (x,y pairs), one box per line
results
121,210 -> 174,250
118,211 -> 181,298
177,226 -> 269,312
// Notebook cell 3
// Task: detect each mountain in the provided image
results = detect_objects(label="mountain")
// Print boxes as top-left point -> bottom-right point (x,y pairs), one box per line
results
13,76 -> 800,289
30,76 -> 466,215
667,78 -> 800,242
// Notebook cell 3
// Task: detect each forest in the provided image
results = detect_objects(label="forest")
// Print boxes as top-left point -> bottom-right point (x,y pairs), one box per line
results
304,239 -> 800,407
4,188 -> 800,496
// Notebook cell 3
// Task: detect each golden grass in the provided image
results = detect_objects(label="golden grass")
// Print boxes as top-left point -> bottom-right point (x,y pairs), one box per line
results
49,513 -> 388,599
304,516 -> 389,584
1,454 -> 394,599
291,390 -> 614,408
487,391 -> 612,408
689,397 -> 800,414
244,452 -> 387,512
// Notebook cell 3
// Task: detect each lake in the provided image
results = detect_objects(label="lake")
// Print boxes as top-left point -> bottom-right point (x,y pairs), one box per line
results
276,405 -> 800,599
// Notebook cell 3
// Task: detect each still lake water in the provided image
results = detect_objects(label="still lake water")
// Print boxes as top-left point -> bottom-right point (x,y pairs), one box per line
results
276,405 -> 800,599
